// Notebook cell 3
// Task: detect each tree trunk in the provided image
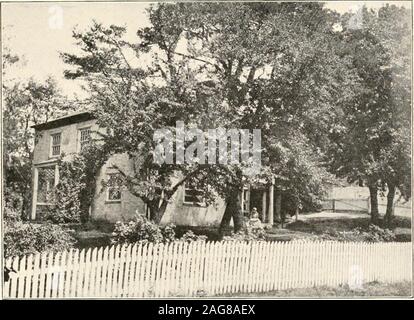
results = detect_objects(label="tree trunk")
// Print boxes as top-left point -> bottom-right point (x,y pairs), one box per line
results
384,183 -> 396,227
80,202 -> 91,223
21,189 -> 31,220
275,192 -> 282,223
368,184 -> 380,225
219,203 -> 233,234
148,200 -> 168,224
219,188 -> 245,234
149,205 -> 160,223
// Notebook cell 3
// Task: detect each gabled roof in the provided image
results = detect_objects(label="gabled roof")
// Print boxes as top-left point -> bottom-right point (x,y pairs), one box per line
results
31,111 -> 95,131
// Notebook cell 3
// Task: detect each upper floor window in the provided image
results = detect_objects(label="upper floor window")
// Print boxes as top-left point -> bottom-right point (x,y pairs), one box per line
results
107,173 -> 122,202
183,182 -> 205,206
50,133 -> 61,157
79,127 -> 91,152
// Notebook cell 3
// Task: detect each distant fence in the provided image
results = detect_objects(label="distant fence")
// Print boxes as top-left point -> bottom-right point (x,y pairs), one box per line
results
3,241 -> 412,298
321,198 -> 411,216
321,199 -> 369,212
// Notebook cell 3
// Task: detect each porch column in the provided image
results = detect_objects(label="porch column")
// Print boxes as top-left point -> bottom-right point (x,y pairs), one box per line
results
31,167 -> 38,220
54,164 -> 59,186
268,177 -> 274,225
262,191 -> 267,222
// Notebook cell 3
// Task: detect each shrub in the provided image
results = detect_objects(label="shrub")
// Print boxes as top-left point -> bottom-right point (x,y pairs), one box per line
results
4,205 -> 21,224
111,214 -> 176,244
362,225 -> 396,242
180,230 -> 208,242
317,224 -> 396,242
222,224 -> 267,242
45,205 -> 82,224
4,220 -> 76,258
162,224 -> 177,243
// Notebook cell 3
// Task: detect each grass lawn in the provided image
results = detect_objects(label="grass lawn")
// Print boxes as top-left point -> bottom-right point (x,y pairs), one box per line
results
216,281 -> 412,298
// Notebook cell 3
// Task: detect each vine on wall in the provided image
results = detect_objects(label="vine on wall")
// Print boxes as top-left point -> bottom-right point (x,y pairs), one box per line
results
45,143 -> 110,223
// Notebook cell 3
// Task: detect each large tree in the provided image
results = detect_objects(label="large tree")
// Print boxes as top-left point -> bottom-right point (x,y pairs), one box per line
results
3,61 -> 73,217
371,5 -> 411,225
62,2 -> 358,229
328,5 -> 411,225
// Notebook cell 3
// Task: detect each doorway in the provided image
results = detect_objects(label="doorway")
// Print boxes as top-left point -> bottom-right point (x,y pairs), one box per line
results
241,188 -> 267,221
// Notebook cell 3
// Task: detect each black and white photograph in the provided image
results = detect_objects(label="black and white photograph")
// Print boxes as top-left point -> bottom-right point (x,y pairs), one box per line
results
1,0 -> 412,301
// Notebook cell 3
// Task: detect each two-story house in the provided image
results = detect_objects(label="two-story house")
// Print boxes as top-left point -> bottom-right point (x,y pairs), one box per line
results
30,111 -> 280,227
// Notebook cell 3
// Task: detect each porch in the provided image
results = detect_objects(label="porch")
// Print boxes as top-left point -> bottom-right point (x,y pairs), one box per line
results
241,177 -> 291,226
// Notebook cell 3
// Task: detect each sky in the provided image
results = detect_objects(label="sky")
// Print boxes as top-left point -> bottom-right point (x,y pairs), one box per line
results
2,1 -> 412,98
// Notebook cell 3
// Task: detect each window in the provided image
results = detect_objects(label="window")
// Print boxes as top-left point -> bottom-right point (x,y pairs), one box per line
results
79,127 -> 91,152
37,166 -> 56,204
107,173 -> 122,202
183,182 -> 205,205
50,133 -> 61,157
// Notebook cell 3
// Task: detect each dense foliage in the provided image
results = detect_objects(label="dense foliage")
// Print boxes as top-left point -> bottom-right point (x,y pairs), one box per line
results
222,224 -> 267,242
61,2 -> 359,230
327,5 -> 411,225
3,74 -> 75,219
2,37 -> 78,221
2,3 -> 410,242
318,224 -> 396,242
180,230 -> 208,243
112,214 -> 217,244
111,214 -> 176,244
45,143 -> 110,223
4,207 -> 76,258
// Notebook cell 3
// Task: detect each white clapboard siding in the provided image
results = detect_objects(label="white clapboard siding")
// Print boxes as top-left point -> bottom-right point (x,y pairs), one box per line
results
3,241 -> 412,298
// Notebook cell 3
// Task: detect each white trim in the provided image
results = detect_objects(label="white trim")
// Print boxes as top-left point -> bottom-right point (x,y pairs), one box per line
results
34,159 -> 59,167
262,191 -> 267,223
105,199 -> 122,203
49,128 -> 63,134
77,122 -> 94,130
32,164 -> 59,219
241,186 -> 250,216
268,177 -> 275,225
54,164 -> 59,187
31,167 -> 39,220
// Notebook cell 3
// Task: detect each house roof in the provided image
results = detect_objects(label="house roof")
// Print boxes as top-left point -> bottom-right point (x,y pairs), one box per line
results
31,111 -> 95,131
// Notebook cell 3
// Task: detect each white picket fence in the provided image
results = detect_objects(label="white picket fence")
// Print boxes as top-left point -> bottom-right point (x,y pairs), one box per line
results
3,241 -> 412,298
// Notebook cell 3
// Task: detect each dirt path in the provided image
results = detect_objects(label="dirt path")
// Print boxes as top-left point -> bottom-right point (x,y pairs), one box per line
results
299,211 -> 370,221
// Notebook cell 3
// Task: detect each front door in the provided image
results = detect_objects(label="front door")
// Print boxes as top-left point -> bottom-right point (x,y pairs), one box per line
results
249,189 -> 265,221
241,187 -> 250,217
